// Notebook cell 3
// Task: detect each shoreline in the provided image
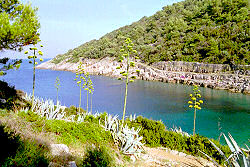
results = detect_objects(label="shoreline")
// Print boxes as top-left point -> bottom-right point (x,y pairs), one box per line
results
37,57 -> 250,94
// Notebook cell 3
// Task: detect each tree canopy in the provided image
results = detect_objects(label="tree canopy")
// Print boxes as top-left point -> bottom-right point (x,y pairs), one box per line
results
0,0 -> 40,75
53,0 -> 249,65
0,0 -> 40,50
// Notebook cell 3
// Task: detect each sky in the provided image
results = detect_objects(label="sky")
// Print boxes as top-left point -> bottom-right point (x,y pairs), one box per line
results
2,0 -> 182,59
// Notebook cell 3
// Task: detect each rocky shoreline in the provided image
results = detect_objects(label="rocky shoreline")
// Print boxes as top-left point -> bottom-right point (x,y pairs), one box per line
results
37,57 -> 250,94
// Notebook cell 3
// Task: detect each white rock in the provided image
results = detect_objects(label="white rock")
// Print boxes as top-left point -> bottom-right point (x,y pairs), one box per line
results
68,161 -> 77,167
178,152 -> 186,157
50,144 -> 69,156
185,155 -> 193,159
170,150 -> 179,155
130,155 -> 136,162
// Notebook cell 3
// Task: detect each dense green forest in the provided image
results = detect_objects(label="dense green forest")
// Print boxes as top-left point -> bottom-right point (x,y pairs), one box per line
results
52,0 -> 249,65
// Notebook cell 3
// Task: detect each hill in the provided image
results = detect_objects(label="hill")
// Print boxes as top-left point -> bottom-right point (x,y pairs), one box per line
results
51,0 -> 249,65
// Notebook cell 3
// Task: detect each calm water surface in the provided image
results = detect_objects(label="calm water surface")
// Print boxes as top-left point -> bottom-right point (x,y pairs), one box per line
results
2,59 -> 250,146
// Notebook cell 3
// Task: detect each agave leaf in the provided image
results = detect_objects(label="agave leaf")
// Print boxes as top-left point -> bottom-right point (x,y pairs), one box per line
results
228,133 -> 242,153
198,150 -> 220,167
228,133 -> 248,167
226,154 -> 235,161
232,161 -> 241,167
223,133 -> 236,153
227,133 -> 248,167
209,139 -> 231,165
244,144 -> 249,151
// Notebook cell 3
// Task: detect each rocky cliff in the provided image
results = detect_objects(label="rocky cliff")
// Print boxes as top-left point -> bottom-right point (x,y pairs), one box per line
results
37,58 -> 250,94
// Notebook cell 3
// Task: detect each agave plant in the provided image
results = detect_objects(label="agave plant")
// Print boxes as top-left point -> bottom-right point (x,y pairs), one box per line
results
170,126 -> 190,137
45,102 -> 65,120
76,114 -> 85,123
92,111 -> 100,118
24,94 -> 65,120
201,132 -> 249,167
129,114 -> 136,122
117,125 -> 144,156
103,114 -> 119,133
101,114 -> 144,157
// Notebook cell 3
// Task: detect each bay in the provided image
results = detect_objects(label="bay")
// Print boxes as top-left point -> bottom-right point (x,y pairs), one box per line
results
2,59 -> 249,146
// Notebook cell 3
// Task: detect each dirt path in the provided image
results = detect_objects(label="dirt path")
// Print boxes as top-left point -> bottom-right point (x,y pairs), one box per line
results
128,147 -> 216,167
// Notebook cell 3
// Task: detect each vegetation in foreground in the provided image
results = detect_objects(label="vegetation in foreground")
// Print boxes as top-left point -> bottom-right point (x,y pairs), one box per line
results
52,0 -> 249,65
0,0 -> 40,75
0,81 -> 247,166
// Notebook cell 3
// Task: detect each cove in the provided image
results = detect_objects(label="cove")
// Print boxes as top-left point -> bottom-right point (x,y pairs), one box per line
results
2,59 -> 249,146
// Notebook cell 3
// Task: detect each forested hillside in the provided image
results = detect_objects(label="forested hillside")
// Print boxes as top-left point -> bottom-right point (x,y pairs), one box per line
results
52,0 -> 249,65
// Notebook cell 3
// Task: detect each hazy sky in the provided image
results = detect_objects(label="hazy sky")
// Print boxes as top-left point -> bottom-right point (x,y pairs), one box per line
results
3,0 -> 181,59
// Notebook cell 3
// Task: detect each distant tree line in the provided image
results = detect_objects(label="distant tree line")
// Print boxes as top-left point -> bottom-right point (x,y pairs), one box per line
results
52,0 -> 249,66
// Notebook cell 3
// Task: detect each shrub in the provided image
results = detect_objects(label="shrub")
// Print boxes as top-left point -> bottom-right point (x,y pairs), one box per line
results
3,140 -> 49,167
0,124 -> 49,167
64,105 -> 85,117
44,119 -> 112,145
125,116 -> 231,164
0,81 -> 27,110
81,145 -> 115,167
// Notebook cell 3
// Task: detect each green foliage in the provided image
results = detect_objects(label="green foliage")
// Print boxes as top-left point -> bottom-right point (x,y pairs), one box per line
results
44,119 -> 112,145
0,124 -> 49,167
0,0 -> 40,50
0,58 -> 22,76
125,116 -> 231,164
81,145 -> 115,167
64,105 -> 83,116
17,108 -> 112,145
52,0 -> 249,65
0,80 -> 28,110
0,0 -> 40,75
0,80 -> 17,109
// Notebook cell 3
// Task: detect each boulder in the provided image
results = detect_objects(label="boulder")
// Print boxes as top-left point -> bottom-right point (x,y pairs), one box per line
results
50,144 -> 70,156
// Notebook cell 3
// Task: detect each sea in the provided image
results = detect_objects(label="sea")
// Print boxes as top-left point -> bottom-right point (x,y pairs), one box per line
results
1,59 -> 249,146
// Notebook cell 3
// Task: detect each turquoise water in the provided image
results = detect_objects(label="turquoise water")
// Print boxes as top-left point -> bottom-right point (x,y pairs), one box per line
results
2,59 -> 250,146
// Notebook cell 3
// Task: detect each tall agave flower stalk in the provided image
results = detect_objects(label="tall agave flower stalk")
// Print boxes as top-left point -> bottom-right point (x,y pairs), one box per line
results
74,62 -> 85,113
116,38 -> 139,124
24,44 -> 44,111
84,72 -> 90,113
55,77 -> 60,105
188,84 -> 203,135
86,74 -> 94,114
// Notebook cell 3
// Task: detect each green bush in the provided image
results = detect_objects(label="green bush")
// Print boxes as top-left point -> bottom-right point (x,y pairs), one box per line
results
0,80 -> 27,110
17,110 -> 46,132
17,110 -> 112,146
64,105 -> 84,116
125,116 -> 231,164
81,145 -> 115,167
0,124 -> 49,167
44,119 -> 112,145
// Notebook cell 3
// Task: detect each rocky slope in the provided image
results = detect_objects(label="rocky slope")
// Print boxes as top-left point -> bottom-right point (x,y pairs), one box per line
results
37,58 -> 250,94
